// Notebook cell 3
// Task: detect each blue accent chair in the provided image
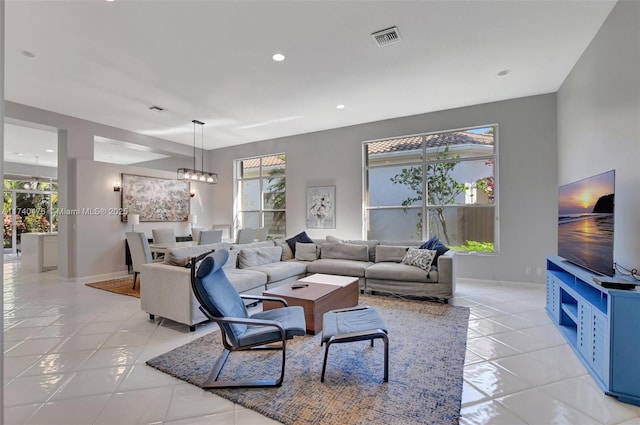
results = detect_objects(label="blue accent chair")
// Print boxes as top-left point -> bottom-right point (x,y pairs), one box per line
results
190,249 -> 306,388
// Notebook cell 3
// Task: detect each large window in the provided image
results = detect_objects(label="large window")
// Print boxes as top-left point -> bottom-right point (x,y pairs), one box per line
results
4,177 -> 58,255
235,154 -> 286,239
364,126 -> 497,252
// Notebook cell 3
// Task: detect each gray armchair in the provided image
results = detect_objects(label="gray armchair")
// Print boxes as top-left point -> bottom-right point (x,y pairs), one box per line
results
190,249 -> 306,388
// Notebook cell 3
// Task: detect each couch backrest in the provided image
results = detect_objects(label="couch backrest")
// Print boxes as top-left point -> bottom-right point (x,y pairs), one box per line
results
164,242 -> 230,267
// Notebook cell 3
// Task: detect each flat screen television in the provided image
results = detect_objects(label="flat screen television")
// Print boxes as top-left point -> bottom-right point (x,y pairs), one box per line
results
558,170 -> 615,276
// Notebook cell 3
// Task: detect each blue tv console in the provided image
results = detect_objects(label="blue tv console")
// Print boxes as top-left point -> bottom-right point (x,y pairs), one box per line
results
546,255 -> 640,406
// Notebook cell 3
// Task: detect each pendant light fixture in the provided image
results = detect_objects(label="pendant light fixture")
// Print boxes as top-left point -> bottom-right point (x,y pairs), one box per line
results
177,120 -> 218,184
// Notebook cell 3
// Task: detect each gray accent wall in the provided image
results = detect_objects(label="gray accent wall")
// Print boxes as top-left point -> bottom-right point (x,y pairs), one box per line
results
208,94 -> 558,283
558,0 -> 640,274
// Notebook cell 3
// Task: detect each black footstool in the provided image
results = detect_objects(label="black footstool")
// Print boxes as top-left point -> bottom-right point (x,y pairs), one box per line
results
320,306 -> 389,382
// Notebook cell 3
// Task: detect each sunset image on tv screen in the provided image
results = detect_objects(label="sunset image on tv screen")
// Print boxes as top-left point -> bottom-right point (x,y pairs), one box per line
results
558,170 -> 614,276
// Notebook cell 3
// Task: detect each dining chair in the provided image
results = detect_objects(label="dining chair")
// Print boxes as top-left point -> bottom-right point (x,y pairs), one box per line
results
190,249 -> 306,388
152,228 -> 176,244
125,231 -> 161,289
236,227 -> 268,244
199,230 -> 223,245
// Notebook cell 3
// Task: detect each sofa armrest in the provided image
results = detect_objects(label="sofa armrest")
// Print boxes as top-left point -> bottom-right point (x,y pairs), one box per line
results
437,250 -> 456,296
140,263 -> 208,326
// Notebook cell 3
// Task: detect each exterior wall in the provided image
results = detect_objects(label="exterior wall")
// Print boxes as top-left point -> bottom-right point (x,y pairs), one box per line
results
557,0 -> 640,273
208,94 -> 558,283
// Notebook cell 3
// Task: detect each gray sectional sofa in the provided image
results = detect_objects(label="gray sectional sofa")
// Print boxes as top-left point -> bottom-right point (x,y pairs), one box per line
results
140,237 -> 456,330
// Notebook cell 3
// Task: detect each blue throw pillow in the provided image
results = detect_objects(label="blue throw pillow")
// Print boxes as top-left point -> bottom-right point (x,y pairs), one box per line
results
419,236 -> 438,250
286,231 -> 314,255
420,236 -> 449,265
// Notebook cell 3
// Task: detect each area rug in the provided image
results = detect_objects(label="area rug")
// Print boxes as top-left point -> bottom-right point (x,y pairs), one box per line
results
85,277 -> 139,298
147,295 -> 470,425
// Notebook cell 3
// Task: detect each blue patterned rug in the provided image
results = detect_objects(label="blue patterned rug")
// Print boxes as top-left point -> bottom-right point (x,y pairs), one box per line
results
147,295 -> 470,425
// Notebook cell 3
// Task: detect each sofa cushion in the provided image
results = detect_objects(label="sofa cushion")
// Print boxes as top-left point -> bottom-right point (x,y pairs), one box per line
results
306,258 -> 371,277
164,242 -> 230,267
246,261 -> 307,284
402,248 -> 436,273
226,269 -> 269,293
345,239 -> 379,262
230,240 -> 275,250
286,231 -> 314,254
273,238 -> 294,260
184,249 -> 216,269
320,243 -> 369,262
295,242 -> 319,261
375,245 -> 410,263
365,262 -> 439,283
326,235 -> 344,243
224,248 -> 239,270
238,246 -> 283,268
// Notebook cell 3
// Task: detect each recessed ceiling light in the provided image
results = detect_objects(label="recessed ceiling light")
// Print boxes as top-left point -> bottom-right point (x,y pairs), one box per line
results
336,104 -> 345,109
272,53 -> 285,62
16,153 -> 24,156
45,149 -> 54,153
21,50 -> 35,58
497,69 -> 511,76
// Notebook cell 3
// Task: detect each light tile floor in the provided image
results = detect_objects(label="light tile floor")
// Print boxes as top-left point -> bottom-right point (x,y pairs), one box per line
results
3,261 -> 640,424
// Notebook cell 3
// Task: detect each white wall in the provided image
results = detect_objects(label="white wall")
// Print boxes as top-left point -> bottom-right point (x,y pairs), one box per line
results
208,94 -> 558,283
557,0 -> 640,272
73,159 -> 214,278
4,102 -> 197,277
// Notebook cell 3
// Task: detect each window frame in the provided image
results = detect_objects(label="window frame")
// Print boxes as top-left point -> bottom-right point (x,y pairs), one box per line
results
362,125 -> 499,252
234,153 -> 286,240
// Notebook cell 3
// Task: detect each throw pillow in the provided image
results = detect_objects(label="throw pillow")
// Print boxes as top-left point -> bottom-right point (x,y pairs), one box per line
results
185,249 -> 216,269
223,248 -> 239,270
326,235 -> 344,243
286,231 -> 314,255
237,246 -> 283,268
419,236 -> 438,250
419,236 -> 450,265
295,242 -> 319,261
401,248 -> 436,273
279,241 -> 294,261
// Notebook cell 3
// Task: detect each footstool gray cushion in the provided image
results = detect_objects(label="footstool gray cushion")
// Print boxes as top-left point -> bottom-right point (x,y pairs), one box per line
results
321,306 -> 389,382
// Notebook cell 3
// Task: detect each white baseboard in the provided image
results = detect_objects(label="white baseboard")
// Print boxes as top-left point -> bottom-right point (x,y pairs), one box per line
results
457,277 -> 544,289
74,270 -> 130,284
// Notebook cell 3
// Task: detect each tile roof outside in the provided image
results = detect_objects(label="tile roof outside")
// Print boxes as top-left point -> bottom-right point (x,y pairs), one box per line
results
368,131 -> 494,154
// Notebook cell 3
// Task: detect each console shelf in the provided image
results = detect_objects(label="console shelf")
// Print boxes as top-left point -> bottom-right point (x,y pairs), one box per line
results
546,255 -> 640,406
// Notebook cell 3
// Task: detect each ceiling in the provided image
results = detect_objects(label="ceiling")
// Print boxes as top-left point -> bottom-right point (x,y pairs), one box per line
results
4,0 -> 617,163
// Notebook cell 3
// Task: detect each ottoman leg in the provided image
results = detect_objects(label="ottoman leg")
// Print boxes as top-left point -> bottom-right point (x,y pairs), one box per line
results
382,333 -> 389,382
321,340 -> 332,382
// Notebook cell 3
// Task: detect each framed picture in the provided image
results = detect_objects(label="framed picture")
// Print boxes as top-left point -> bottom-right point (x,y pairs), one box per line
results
306,185 -> 335,229
121,174 -> 190,222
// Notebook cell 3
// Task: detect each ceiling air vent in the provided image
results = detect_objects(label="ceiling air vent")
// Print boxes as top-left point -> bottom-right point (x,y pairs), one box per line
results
371,26 -> 401,47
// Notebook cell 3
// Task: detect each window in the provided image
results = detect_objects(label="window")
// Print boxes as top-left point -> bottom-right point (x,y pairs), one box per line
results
364,126 -> 497,252
235,154 -> 286,239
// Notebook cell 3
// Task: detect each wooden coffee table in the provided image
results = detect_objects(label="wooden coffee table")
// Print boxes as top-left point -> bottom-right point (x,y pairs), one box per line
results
263,274 -> 359,334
